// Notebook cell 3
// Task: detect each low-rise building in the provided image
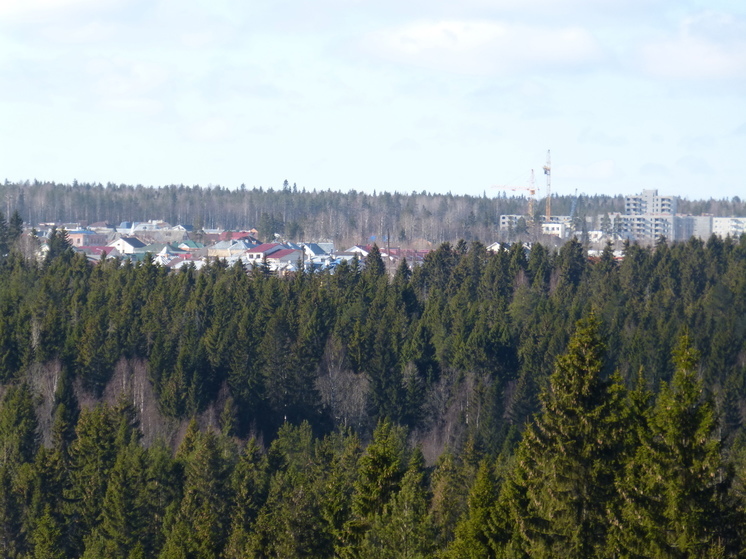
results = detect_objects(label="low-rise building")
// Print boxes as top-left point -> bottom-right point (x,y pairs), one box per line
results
68,230 -> 109,247
108,236 -> 147,254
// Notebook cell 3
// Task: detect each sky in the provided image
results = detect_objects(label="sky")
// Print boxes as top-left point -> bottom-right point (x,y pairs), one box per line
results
1,0 -> 745,200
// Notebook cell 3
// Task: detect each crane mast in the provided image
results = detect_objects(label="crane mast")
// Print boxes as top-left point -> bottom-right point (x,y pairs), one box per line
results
543,150 -> 551,223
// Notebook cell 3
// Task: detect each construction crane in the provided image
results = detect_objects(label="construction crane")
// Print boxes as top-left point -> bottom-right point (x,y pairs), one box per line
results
543,150 -> 551,223
492,170 -> 538,223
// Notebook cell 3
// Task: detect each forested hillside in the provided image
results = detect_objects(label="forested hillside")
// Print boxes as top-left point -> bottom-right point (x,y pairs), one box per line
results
0,227 -> 746,557
3,180 -> 744,246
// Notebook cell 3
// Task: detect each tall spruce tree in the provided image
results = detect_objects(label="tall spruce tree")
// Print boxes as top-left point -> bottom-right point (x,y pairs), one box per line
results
358,448 -> 434,558
610,335 -> 743,557
445,460 -> 500,559
498,315 -> 626,558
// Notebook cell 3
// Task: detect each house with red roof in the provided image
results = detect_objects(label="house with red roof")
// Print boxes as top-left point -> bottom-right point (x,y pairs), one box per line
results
244,242 -> 284,264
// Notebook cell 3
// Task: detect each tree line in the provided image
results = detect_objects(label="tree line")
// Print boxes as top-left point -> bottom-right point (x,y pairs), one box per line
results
3,180 -> 744,247
0,225 -> 745,556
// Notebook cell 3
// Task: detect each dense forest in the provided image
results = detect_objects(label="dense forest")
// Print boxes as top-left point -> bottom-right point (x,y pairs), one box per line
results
0,213 -> 746,556
2,180 -> 745,247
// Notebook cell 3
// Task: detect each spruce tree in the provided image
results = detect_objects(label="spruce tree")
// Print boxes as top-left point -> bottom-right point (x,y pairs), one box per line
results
343,419 -> 407,556
358,448 -> 434,558
95,442 -> 148,558
499,315 -> 626,558
29,505 -> 66,559
159,430 -> 231,559
445,460 -> 499,559
611,335 -> 743,557
0,382 -> 39,469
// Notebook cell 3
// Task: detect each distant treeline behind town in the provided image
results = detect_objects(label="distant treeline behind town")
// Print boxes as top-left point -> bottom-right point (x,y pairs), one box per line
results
2,180 -> 745,244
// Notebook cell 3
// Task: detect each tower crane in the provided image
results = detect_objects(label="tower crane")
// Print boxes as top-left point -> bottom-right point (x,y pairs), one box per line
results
543,150 -> 551,223
492,170 -> 538,223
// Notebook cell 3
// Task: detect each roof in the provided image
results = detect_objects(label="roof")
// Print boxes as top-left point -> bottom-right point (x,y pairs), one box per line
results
118,236 -> 146,248
74,246 -> 119,256
247,242 -> 282,254
220,231 -> 254,241
266,248 -> 302,260
304,243 -> 327,256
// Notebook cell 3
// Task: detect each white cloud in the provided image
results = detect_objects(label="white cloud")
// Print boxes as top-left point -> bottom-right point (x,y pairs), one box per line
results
363,20 -> 603,75
638,12 -> 746,80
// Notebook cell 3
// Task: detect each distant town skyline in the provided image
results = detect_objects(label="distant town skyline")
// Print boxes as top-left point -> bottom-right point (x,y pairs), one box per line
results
1,0 -> 745,200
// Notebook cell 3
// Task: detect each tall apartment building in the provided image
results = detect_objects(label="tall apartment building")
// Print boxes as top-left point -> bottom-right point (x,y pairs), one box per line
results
619,189 -> 678,243
624,189 -> 677,216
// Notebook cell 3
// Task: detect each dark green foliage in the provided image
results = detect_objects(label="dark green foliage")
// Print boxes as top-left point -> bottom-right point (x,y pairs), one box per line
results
499,316 -> 627,558
159,429 -> 232,559
29,505 -> 65,559
610,336 -> 743,557
357,448 -> 434,558
43,227 -> 74,265
0,230 -> 742,557
0,383 -> 38,469
445,460 -> 499,559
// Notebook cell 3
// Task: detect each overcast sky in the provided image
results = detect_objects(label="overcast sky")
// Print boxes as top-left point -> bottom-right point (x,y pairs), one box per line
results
1,0 -> 745,200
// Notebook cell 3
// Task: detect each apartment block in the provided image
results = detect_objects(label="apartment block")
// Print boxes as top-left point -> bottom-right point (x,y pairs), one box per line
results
624,189 -> 677,216
713,217 -> 746,239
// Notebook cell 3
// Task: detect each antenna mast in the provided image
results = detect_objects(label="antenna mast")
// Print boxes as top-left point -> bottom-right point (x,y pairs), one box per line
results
543,150 -> 551,223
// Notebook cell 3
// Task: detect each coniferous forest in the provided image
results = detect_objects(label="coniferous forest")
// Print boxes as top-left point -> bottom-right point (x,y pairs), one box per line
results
1,221 -> 746,557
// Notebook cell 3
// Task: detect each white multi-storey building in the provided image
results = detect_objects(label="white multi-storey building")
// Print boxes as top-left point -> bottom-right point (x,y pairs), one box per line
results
619,189 -> 678,242
713,217 -> 746,238
624,189 -> 677,216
